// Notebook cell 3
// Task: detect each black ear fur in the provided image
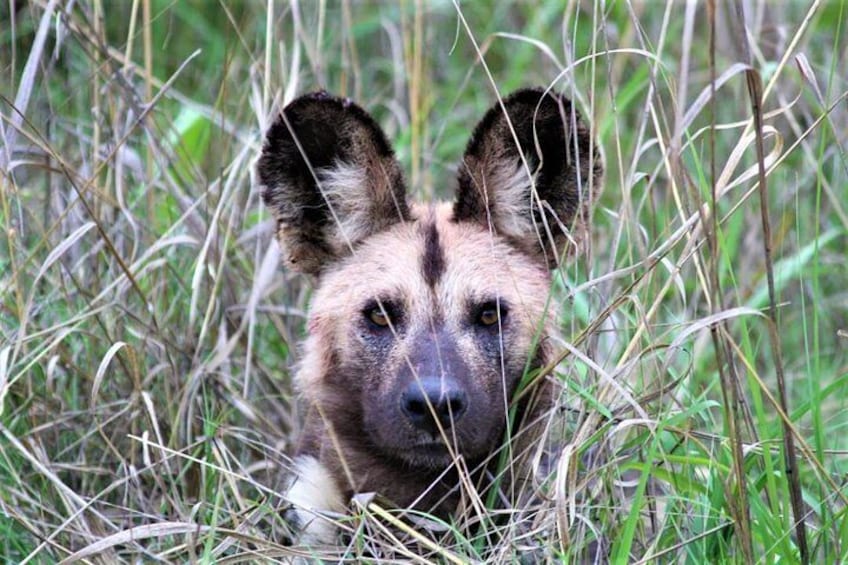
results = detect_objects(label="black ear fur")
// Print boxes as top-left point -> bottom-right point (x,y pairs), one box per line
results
258,91 -> 409,274
453,88 -> 602,268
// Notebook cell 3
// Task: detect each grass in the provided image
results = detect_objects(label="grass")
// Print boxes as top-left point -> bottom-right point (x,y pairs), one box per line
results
1,0 -> 847,562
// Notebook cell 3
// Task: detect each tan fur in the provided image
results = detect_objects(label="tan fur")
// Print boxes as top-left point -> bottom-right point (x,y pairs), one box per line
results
285,203 -> 554,544
301,202 -> 551,395
257,89 -> 601,549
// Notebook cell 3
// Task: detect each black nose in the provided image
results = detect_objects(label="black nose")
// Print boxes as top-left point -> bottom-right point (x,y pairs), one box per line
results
401,377 -> 467,434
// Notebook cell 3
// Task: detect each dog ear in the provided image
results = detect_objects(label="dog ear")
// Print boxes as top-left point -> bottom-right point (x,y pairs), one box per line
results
258,92 -> 409,275
453,88 -> 602,268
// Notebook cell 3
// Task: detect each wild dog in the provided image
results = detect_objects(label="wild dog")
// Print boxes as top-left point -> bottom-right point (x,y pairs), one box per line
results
258,88 -> 602,546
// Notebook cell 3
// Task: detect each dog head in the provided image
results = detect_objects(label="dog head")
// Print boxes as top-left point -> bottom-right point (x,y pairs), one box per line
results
258,88 -> 601,469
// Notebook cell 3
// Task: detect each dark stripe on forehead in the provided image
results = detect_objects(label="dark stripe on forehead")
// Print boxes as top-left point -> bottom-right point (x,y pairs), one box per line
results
421,220 -> 446,287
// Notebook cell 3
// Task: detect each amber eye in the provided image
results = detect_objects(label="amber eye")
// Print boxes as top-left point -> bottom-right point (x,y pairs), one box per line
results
478,308 -> 499,326
364,300 -> 398,329
476,300 -> 506,327
368,308 -> 391,327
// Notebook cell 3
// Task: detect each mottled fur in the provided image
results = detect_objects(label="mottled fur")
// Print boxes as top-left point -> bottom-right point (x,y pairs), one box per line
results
257,88 -> 602,546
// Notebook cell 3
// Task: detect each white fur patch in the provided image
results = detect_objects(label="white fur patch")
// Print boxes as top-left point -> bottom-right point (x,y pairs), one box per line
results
487,160 -> 535,238
317,162 -> 374,253
286,456 -> 345,546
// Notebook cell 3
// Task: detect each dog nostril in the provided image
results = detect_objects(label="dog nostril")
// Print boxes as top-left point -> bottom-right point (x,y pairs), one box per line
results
401,379 -> 467,433
405,397 -> 427,418
441,391 -> 467,422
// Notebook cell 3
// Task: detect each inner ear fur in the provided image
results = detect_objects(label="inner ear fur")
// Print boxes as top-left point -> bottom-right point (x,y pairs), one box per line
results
453,88 -> 603,268
257,91 -> 409,275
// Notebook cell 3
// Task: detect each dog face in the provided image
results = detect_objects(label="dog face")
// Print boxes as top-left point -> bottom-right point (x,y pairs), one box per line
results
258,88 -> 601,472
303,204 -> 553,468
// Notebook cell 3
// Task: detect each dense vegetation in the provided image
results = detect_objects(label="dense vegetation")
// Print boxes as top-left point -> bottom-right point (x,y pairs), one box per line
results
1,1 -> 846,562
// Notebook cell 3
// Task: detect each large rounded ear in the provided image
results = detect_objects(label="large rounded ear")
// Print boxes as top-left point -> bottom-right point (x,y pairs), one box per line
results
453,88 -> 603,268
257,91 -> 410,275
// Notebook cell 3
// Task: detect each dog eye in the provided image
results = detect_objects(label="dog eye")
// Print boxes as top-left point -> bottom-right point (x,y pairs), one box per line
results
363,300 -> 398,329
478,308 -> 498,326
476,301 -> 507,327
368,307 -> 391,327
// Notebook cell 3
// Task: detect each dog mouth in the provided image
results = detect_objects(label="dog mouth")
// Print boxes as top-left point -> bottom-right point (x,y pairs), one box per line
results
401,430 -> 500,469
401,450 -> 453,469
373,423 -> 500,469
413,440 -> 453,454
391,439 -> 459,468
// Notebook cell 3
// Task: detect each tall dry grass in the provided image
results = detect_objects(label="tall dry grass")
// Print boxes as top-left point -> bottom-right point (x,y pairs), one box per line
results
1,1 -> 847,562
